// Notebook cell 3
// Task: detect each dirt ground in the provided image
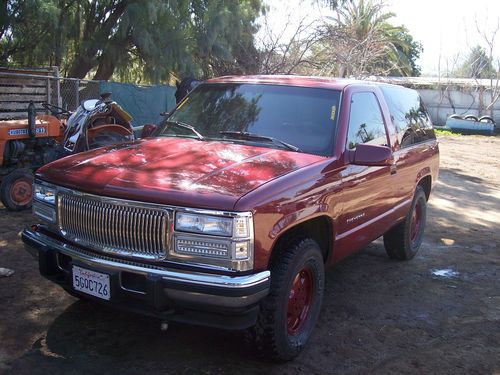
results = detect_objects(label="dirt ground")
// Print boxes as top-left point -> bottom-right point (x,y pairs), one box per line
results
0,135 -> 499,374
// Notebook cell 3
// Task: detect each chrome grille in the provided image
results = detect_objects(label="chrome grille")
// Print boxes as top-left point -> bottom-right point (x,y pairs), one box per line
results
58,193 -> 170,259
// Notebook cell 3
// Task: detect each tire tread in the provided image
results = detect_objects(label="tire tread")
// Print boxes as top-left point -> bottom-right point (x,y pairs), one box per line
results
248,238 -> 323,361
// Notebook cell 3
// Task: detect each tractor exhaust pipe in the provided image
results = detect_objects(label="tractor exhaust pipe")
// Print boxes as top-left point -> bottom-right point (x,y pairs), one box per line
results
27,101 -> 36,139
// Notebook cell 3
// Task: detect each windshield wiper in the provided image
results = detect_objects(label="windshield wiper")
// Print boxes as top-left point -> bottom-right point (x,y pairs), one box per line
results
219,131 -> 301,152
165,120 -> 204,140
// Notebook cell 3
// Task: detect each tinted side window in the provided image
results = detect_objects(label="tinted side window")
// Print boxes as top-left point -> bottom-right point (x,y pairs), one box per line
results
347,92 -> 387,150
380,85 -> 436,148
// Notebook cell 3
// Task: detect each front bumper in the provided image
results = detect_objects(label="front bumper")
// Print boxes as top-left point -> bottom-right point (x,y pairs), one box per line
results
22,227 -> 270,330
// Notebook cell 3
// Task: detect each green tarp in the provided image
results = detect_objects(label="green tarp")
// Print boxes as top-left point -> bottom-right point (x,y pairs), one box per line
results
99,81 -> 176,127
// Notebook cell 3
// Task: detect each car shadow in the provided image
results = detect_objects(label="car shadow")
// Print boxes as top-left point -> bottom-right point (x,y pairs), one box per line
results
8,298 -> 281,374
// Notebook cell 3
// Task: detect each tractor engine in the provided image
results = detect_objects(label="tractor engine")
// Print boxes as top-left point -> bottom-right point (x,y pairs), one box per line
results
2,137 -> 59,170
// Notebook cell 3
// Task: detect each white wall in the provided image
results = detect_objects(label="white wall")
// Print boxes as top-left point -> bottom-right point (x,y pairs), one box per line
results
418,87 -> 500,126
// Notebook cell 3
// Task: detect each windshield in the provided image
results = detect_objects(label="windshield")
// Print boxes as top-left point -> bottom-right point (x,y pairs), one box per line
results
162,83 -> 341,156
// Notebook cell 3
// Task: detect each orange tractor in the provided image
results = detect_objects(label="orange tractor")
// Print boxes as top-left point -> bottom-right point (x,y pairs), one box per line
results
0,95 -> 134,211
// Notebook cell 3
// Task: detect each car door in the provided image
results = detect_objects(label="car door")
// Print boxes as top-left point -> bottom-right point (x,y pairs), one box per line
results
334,89 -> 398,260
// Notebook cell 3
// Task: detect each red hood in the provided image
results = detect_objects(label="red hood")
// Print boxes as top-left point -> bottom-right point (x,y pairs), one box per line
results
37,138 -> 324,210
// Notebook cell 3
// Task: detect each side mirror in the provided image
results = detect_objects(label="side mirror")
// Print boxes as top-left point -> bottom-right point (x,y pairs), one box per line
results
140,124 -> 158,138
352,144 -> 393,166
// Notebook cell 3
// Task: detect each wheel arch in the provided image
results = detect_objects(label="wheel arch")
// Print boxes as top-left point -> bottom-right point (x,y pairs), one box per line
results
267,215 -> 333,268
417,174 -> 432,201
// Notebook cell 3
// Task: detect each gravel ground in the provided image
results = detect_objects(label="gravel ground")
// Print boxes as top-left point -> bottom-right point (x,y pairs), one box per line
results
0,135 -> 499,374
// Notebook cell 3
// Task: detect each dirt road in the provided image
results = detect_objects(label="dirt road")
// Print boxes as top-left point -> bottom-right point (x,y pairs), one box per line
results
0,135 -> 499,374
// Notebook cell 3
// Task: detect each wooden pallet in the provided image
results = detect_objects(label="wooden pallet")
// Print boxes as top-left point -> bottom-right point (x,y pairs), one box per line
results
0,67 -> 60,120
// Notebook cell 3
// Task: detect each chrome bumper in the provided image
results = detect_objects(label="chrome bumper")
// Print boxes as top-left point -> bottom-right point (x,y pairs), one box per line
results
22,228 -> 270,309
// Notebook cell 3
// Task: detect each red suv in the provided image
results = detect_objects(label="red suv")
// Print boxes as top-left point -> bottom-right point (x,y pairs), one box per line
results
24,75 -> 439,361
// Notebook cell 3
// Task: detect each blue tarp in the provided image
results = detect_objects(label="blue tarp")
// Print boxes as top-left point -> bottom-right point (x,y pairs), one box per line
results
99,81 -> 176,127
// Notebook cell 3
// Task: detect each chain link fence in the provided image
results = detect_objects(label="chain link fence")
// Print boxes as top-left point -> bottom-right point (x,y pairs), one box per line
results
0,68 -> 175,125
59,78 -> 100,112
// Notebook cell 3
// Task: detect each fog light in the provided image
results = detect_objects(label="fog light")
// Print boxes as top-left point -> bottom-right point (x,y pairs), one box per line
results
33,201 -> 56,223
175,237 -> 230,258
234,241 -> 249,260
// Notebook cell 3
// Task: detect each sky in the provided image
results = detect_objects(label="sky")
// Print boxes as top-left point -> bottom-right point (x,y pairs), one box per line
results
259,0 -> 500,76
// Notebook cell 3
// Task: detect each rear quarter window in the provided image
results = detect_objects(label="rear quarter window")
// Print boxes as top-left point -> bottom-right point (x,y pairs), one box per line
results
380,85 -> 435,148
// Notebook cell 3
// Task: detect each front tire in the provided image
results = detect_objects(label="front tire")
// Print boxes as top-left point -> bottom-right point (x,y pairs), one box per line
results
384,185 -> 427,260
249,238 -> 324,361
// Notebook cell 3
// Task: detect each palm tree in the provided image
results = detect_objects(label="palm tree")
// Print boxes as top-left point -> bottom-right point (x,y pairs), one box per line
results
317,0 -> 420,77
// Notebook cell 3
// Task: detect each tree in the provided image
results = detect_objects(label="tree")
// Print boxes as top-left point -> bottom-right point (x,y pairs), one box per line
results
382,26 -> 422,76
314,0 -> 422,77
454,45 -> 496,79
438,17 -> 500,120
257,13 -> 322,75
0,0 -> 264,82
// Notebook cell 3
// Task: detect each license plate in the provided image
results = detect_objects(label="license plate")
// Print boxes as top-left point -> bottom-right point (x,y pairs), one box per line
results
72,265 -> 110,300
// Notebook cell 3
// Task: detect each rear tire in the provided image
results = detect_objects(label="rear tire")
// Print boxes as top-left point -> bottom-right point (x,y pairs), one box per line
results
383,185 -> 427,260
248,238 -> 324,361
0,170 -> 34,211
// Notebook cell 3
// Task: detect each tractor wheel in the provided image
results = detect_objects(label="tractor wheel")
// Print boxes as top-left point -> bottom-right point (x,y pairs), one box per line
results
0,170 -> 34,211
88,130 -> 130,150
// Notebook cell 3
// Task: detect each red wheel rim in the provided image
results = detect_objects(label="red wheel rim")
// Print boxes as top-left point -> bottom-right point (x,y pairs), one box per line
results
10,178 -> 32,206
287,267 -> 314,335
410,200 -> 422,244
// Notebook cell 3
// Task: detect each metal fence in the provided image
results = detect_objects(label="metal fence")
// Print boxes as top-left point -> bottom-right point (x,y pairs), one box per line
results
59,78 -> 100,111
0,68 -> 174,126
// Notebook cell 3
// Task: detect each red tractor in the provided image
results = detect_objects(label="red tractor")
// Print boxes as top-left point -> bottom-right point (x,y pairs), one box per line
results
0,94 -> 134,211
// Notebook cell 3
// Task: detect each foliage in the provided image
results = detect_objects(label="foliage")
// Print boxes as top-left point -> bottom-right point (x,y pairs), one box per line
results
257,14 -> 322,75
311,0 -> 422,77
0,0 -> 264,82
434,128 -> 462,137
453,45 -> 497,79
1,0 -> 423,81
383,26 -> 422,76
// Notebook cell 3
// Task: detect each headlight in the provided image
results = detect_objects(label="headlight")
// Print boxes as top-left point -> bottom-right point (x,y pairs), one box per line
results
33,183 -> 56,205
175,212 -> 233,237
33,182 -> 57,223
171,211 -> 254,271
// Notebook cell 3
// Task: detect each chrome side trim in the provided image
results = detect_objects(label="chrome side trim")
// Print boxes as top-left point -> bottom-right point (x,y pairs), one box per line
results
24,229 -> 270,290
336,198 -> 412,240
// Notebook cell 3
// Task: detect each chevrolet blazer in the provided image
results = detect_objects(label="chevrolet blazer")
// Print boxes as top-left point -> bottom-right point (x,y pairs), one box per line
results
23,75 -> 439,361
